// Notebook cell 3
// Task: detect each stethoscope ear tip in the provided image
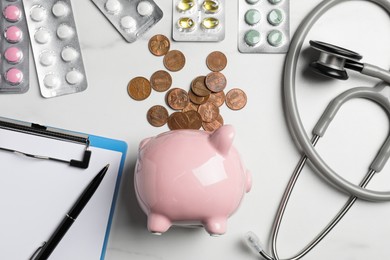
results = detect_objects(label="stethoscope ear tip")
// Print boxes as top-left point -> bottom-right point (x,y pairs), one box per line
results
245,231 -> 263,252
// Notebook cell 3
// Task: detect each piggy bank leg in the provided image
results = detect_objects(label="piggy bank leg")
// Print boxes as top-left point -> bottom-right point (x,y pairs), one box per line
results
203,217 -> 227,236
147,213 -> 171,235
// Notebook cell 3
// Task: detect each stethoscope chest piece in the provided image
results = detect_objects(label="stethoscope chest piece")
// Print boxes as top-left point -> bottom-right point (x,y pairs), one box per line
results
309,40 -> 363,80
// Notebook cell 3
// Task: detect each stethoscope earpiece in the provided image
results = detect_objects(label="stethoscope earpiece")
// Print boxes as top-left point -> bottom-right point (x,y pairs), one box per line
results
309,40 -> 363,80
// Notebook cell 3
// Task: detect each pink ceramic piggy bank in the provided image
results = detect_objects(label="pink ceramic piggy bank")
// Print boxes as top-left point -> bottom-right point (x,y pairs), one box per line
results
134,125 -> 251,236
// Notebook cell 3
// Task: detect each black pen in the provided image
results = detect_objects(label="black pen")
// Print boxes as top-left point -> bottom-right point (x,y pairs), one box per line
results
30,164 -> 110,260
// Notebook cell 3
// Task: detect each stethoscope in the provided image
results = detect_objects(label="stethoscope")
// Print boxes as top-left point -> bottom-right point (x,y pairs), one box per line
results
246,0 -> 390,259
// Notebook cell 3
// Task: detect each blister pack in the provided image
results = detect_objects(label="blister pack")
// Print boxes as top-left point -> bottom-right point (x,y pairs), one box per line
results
91,0 -> 163,43
172,0 -> 225,42
0,0 -> 29,94
23,0 -> 87,98
238,0 -> 290,53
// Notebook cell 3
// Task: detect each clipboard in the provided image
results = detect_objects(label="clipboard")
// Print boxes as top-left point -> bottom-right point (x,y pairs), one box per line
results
0,116 -> 127,260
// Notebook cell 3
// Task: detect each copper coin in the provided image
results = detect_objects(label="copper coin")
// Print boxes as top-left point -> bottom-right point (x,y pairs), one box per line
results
226,88 -> 247,110
182,101 -> 199,112
198,102 -> 219,123
202,114 -> 224,132
208,91 -> 225,107
188,89 -> 209,105
148,34 -> 170,56
163,50 -> 186,72
205,72 -> 227,92
206,51 -> 227,72
185,110 -> 202,130
150,70 -> 172,92
168,112 -> 189,130
127,77 -> 152,101
147,105 -> 169,127
166,88 -> 189,110
191,76 -> 211,97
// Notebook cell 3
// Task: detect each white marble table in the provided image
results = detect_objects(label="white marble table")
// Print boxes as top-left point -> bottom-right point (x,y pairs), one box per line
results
2,0 -> 390,259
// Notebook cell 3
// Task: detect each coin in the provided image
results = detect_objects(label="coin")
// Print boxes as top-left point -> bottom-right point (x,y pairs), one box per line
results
168,112 -> 189,130
206,51 -> 227,72
127,77 -> 152,101
185,110 -> 202,130
147,105 -> 169,127
205,72 -> 227,92
226,88 -> 247,110
166,88 -> 189,110
150,70 -> 172,92
191,76 -> 211,97
188,89 -> 209,105
182,102 -> 199,112
148,34 -> 170,56
202,114 -> 224,132
208,91 -> 225,107
163,50 -> 186,72
198,102 -> 219,123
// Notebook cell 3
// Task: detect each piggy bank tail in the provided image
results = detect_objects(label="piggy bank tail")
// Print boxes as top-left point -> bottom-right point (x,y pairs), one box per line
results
246,170 -> 252,193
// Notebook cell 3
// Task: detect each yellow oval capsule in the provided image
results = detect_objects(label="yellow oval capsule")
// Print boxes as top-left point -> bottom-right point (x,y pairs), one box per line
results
178,17 -> 195,31
202,0 -> 220,13
177,0 -> 195,12
201,17 -> 220,29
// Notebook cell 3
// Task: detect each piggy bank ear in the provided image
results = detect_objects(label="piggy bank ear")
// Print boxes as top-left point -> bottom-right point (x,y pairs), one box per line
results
139,137 -> 152,150
209,125 -> 235,155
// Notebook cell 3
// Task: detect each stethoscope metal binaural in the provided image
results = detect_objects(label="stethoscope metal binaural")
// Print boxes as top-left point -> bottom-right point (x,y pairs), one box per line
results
246,0 -> 390,259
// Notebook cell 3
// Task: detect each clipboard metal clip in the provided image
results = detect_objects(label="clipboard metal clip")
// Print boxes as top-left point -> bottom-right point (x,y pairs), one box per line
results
0,118 -> 91,169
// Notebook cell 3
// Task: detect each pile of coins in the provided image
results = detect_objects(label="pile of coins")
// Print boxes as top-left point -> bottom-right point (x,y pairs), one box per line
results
128,34 -> 247,132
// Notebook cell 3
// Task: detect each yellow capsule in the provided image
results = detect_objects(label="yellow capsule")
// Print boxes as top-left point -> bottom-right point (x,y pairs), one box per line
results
201,17 -> 220,29
202,0 -> 220,13
177,0 -> 195,12
178,17 -> 195,31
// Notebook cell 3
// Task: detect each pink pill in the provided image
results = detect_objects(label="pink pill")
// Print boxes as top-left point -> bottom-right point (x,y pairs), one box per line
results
5,47 -> 23,63
3,5 -> 21,22
5,26 -> 22,43
5,68 -> 23,85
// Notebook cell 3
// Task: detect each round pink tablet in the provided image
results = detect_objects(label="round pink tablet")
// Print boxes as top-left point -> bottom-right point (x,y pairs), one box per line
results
5,26 -> 22,43
5,47 -> 23,63
6,68 -> 23,85
3,5 -> 21,22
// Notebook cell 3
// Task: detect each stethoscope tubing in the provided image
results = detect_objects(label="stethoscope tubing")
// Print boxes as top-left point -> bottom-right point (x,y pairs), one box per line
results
268,140 -> 376,260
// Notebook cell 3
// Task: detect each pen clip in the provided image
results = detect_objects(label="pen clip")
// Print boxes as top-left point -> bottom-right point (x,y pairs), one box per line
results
29,242 -> 46,260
